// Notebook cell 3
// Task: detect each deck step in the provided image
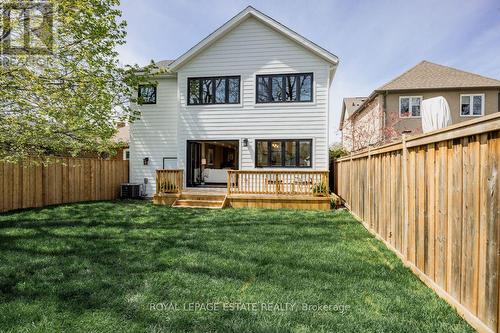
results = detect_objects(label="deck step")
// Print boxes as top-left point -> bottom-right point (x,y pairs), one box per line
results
179,194 -> 226,201
172,205 -> 222,209
173,199 -> 223,208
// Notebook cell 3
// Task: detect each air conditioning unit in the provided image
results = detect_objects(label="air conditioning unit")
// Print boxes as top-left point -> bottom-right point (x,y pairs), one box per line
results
120,183 -> 144,199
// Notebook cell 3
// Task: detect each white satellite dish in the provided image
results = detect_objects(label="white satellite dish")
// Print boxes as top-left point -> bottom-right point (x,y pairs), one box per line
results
421,96 -> 452,133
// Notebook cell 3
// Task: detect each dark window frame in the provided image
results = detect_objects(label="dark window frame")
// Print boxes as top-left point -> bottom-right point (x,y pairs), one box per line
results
138,84 -> 157,105
255,73 -> 313,104
255,139 -> 313,168
187,76 -> 241,105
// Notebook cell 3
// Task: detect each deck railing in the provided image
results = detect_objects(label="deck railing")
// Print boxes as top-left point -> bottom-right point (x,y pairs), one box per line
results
156,169 -> 183,194
227,170 -> 329,196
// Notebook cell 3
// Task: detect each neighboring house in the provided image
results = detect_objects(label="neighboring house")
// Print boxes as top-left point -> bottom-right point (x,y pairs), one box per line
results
339,97 -> 367,152
130,6 -> 339,196
111,122 -> 130,160
340,61 -> 500,151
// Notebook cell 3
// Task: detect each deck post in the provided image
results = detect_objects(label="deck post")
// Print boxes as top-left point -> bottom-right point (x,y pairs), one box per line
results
276,173 -> 280,194
156,170 -> 160,194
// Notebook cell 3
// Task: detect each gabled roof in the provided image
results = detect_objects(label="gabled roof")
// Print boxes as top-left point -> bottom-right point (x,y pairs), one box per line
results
343,97 -> 367,118
377,60 -> 500,91
339,97 -> 367,129
168,6 -> 339,71
154,59 -> 174,69
340,61 -> 500,131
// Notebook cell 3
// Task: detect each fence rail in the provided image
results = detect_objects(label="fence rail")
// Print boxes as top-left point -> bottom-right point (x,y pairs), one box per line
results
227,170 -> 328,196
334,112 -> 500,333
156,169 -> 183,194
0,158 -> 129,213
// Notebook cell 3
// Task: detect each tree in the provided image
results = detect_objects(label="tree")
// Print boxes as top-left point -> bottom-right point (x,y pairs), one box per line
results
329,143 -> 348,164
0,0 -> 157,162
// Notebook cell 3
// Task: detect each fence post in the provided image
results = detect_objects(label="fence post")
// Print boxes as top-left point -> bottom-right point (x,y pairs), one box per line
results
401,134 -> 409,259
349,152 -> 353,206
367,145 -> 372,228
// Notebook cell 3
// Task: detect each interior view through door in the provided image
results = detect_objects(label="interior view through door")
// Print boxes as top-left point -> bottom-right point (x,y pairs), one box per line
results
187,140 -> 239,187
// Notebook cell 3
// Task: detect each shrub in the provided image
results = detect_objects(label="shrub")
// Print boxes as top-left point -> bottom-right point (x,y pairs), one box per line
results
312,182 -> 327,196
329,143 -> 348,164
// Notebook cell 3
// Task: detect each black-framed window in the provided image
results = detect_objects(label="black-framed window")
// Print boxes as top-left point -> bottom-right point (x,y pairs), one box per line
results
255,139 -> 312,168
188,76 -> 240,105
138,85 -> 157,104
256,73 -> 313,103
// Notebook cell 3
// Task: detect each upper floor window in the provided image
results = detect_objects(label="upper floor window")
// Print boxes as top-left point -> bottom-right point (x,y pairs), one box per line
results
399,96 -> 421,118
188,76 -> 240,105
460,94 -> 484,116
255,139 -> 312,168
138,85 -> 157,104
256,73 -> 313,103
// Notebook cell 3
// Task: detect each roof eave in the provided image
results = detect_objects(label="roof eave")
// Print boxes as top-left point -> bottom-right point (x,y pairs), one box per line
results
375,85 -> 500,93
347,91 -> 381,120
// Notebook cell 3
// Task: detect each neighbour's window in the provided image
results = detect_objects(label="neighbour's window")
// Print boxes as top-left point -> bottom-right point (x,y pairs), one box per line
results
123,149 -> 130,160
460,94 -> 484,116
256,73 -> 313,103
138,85 -> 157,104
187,76 -> 240,105
255,139 -> 312,167
399,96 -> 421,117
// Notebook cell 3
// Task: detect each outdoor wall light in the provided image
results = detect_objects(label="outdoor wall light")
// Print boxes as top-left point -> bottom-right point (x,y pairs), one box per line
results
242,138 -> 248,147
143,157 -> 149,165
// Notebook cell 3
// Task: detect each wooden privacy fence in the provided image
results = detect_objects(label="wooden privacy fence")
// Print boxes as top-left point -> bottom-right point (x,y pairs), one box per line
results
334,113 -> 500,333
156,169 -> 183,194
227,170 -> 329,196
0,158 -> 129,213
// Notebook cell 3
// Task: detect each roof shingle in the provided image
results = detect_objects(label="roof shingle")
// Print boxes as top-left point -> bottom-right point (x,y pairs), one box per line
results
377,61 -> 500,91
343,97 -> 367,119
154,59 -> 175,69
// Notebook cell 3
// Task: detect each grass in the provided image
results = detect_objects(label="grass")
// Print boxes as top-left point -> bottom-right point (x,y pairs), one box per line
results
0,201 -> 472,333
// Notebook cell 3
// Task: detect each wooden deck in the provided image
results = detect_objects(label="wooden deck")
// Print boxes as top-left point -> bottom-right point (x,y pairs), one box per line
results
228,193 -> 330,210
153,169 -> 330,210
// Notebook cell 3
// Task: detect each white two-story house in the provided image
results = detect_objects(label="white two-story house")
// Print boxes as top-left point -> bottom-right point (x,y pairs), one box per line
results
130,6 -> 339,196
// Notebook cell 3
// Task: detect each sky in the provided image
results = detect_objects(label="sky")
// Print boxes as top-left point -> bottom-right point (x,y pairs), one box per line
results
117,0 -> 500,144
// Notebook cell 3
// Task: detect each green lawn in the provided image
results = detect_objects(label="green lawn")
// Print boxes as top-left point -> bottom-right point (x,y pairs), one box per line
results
0,201 -> 472,332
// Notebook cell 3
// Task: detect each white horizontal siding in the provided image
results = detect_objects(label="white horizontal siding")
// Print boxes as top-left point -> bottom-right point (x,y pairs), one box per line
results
130,78 -> 178,196
177,17 -> 330,175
